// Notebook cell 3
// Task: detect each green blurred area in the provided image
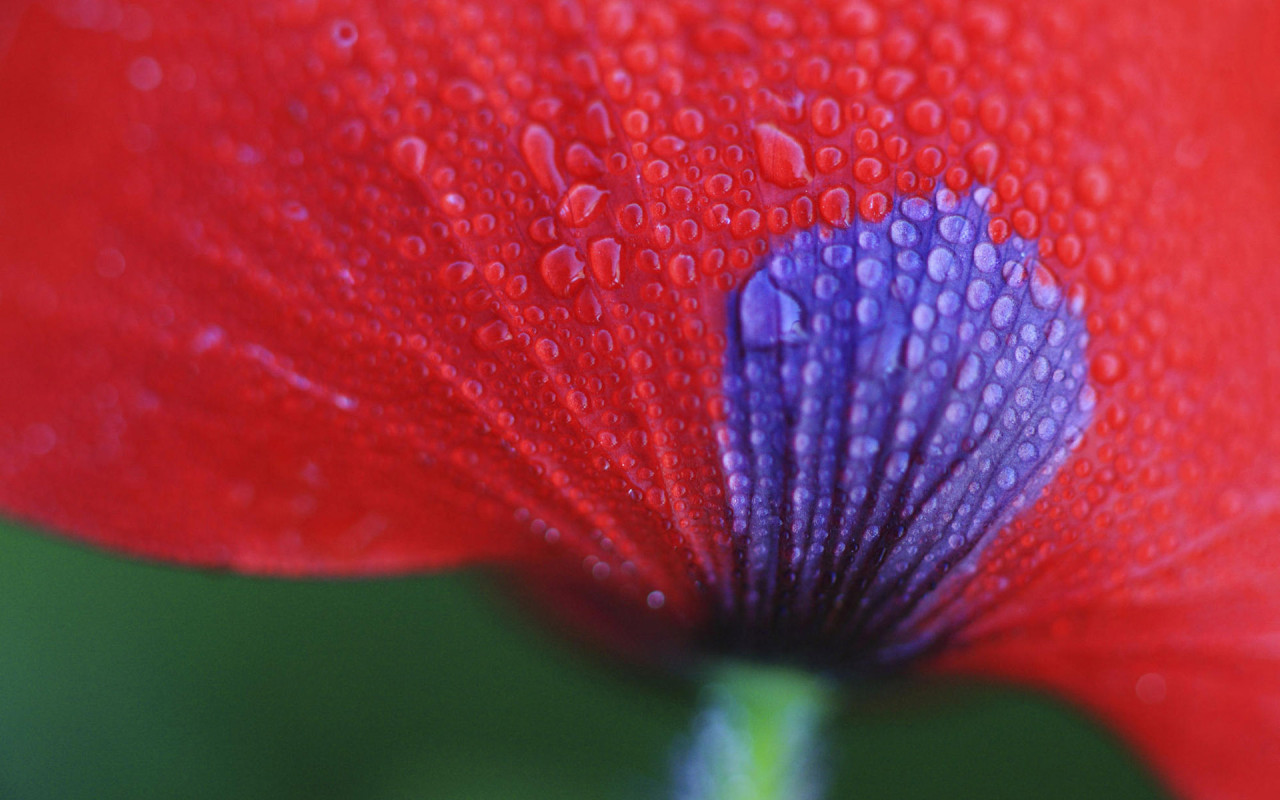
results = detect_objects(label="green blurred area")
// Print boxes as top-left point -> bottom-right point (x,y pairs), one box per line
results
0,521 -> 1166,800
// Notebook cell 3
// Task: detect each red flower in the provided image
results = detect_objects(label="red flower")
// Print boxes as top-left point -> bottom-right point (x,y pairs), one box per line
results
3,1 -> 1280,797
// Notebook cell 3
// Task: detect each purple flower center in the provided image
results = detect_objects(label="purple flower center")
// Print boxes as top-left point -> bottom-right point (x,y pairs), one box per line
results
716,188 -> 1094,670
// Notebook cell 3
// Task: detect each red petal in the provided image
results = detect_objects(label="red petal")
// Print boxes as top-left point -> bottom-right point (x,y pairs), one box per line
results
0,3 -> 710,619
910,8 -> 1280,796
932,510 -> 1280,800
0,7 -> 546,577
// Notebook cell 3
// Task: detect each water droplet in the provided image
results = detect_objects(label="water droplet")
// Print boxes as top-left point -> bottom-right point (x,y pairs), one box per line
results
521,124 -> 566,194
588,237 -> 623,288
821,244 -> 853,269
127,56 -> 162,91
938,215 -> 975,244
890,220 -> 920,247
926,247 -> 955,281
856,297 -> 881,324
442,260 -> 475,288
1030,264 -> 1063,309
390,135 -> 428,178
539,245 -> 587,297
904,98 -> 944,135
990,295 -> 1016,328
1076,165 -> 1112,207
819,187 -> 853,226
557,183 -> 609,227
752,123 -> 813,188
22,423 -> 58,456
854,156 -> 887,183
1091,351 -> 1128,384
1135,673 -> 1167,704
740,271 -> 805,347
475,320 -> 512,349
856,258 -> 885,289
956,353 -> 982,390
534,338 -> 562,363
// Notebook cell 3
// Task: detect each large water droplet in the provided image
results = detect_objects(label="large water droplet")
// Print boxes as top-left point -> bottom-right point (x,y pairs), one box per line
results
752,123 -> 813,188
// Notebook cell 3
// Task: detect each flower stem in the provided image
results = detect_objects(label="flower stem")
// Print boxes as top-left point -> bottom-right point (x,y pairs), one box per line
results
677,662 -> 837,800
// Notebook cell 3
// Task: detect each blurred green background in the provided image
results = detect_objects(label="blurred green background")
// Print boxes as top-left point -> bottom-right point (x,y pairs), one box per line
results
0,520 -> 1166,800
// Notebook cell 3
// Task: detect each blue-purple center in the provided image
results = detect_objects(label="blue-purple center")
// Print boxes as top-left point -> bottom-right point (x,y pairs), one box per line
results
716,188 -> 1094,670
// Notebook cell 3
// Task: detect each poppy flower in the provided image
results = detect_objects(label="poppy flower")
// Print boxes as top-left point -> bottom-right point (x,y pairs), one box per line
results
2,0 -> 1279,797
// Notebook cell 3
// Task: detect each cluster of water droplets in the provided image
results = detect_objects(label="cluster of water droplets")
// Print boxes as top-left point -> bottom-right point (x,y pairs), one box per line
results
715,187 -> 1094,667
62,0 -> 1196,645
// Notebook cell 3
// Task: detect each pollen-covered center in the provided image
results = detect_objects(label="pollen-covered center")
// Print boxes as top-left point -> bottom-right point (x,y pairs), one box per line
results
716,188 -> 1094,669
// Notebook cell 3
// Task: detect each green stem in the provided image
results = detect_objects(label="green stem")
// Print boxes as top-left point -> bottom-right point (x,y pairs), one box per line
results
677,663 -> 837,800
